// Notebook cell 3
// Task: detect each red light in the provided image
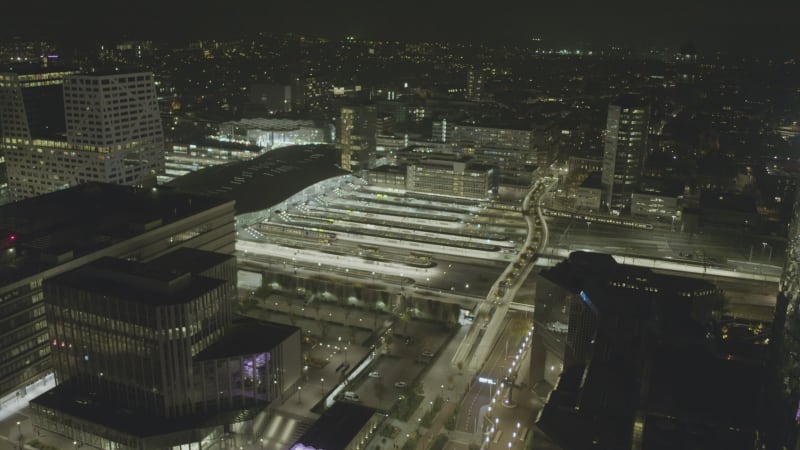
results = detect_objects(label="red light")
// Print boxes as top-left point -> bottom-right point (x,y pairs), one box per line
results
8,234 -> 15,241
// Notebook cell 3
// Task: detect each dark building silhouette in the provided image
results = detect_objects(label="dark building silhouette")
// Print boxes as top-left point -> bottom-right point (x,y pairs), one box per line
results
535,252 -> 765,450
0,183 -> 235,404
289,402 -> 380,450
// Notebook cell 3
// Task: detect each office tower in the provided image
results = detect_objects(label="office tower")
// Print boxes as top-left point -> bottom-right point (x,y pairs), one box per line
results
0,182 -> 235,403
31,248 -> 301,449
291,77 -> 331,114
4,70 -> 165,201
451,123 -> 536,169
535,252 -> 763,450
600,96 -> 650,212
338,105 -> 376,171
0,68 -> 78,198
466,69 -> 485,101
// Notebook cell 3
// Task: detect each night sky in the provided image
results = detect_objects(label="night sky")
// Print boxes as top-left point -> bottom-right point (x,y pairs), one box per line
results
2,0 -> 799,54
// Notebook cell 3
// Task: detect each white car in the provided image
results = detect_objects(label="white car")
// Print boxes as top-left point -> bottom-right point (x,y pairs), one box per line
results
343,391 -> 360,401
421,350 -> 435,358
394,381 -> 408,388
368,371 -> 382,378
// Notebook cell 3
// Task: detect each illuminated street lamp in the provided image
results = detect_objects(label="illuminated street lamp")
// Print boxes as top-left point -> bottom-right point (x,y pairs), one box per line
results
321,378 -> 325,394
297,386 -> 302,404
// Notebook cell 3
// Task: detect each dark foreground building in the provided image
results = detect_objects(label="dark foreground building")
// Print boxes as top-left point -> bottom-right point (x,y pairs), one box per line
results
535,252 -> 766,450
30,247 -> 301,449
0,182 -> 235,404
289,402 -> 381,450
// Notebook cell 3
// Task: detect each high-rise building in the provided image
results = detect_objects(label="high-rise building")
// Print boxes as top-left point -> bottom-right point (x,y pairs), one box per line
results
0,182 -> 235,403
600,97 -> 650,212
466,69 -> 485,102
4,70 -> 165,201
338,105 -> 376,171
535,252 -> 764,450
0,68 -> 79,198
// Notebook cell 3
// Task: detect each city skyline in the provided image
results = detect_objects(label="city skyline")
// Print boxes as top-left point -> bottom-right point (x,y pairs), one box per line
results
1,2 -> 799,54
0,4 -> 799,449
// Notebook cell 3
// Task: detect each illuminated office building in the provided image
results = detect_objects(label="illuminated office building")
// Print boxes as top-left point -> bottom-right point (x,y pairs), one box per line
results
600,97 -> 650,212
0,182 -> 235,405
4,70 -> 164,200
0,68 -> 78,197
466,69 -> 485,101
31,247 -> 301,449
338,105 -> 376,171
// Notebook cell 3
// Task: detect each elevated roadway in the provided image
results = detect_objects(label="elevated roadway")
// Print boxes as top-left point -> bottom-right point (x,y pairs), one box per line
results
453,178 -> 554,370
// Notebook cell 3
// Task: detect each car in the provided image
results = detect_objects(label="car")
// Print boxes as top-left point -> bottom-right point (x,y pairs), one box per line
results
421,350 -> 435,358
343,391 -> 360,401
394,381 -> 408,388
368,371 -> 382,378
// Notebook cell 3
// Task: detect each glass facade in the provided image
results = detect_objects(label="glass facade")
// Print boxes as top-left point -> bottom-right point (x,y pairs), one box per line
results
29,248 -> 297,449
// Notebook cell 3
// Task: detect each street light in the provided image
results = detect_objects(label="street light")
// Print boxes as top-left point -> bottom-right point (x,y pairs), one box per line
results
321,378 -> 325,394
297,386 -> 302,404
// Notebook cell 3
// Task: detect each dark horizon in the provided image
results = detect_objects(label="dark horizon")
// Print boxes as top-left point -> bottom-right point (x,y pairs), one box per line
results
2,1 -> 799,55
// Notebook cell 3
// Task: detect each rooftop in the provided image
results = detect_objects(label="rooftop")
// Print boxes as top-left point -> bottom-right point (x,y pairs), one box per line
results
195,319 -> 299,361
31,381 -> 257,438
48,257 -> 225,307
220,118 -> 319,131
147,247 -> 235,276
700,190 -> 758,214
0,183 -> 230,287
579,171 -> 603,189
167,144 -> 346,215
291,402 -> 377,450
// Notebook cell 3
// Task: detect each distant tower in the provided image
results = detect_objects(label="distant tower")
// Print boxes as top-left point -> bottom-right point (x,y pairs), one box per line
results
600,96 -> 650,212
466,69 -> 485,102
338,105 -> 376,171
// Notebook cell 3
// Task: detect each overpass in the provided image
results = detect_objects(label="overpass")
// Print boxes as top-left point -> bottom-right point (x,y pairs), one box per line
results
452,178 -> 554,370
